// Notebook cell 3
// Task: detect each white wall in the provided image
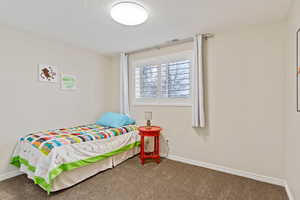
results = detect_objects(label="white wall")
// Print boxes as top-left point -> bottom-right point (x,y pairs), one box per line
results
0,25 -> 114,177
113,22 -> 286,179
285,0 -> 300,198
0,19 -> 289,191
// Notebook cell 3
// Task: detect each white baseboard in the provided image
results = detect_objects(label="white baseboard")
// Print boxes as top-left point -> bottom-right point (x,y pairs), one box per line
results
166,154 -> 285,186
0,170 -> 23,182
285,182 -> 295,200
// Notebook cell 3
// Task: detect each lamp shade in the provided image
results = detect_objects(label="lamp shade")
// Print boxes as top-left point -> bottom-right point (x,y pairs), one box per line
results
145,111 -> 152,121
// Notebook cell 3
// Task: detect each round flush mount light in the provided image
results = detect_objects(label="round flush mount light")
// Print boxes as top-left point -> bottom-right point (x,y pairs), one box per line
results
110,2 -> 148,26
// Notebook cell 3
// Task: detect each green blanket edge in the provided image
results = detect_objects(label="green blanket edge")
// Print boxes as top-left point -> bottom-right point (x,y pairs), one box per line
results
10,141 -> 140,194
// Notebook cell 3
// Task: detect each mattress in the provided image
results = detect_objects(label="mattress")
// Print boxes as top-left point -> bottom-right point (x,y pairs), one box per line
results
10,124 -> 140,193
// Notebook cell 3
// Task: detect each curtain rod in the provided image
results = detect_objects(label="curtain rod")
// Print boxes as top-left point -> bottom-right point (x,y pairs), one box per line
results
125,33 -> 214,55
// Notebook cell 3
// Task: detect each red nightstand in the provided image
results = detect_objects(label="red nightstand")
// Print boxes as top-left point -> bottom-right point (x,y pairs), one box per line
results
138,126 -> 161,165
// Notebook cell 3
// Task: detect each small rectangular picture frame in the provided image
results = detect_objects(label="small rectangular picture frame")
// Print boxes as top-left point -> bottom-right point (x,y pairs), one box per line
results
38,64 -> 58,83
297,28 -> 300,111
61,73 -> 77,90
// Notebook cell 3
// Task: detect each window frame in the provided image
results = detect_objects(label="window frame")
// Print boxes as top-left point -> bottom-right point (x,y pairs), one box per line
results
131,50 -> 193,106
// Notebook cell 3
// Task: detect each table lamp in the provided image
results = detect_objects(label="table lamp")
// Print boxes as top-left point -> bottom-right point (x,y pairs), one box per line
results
145,111 -> 152,129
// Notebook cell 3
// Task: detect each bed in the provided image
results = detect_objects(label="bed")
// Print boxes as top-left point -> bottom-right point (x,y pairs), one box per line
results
10,123 -> 140,193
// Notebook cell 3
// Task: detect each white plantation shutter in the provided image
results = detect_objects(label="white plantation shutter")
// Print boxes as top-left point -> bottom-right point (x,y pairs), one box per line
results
135,59 -> 191,99
161,60 -> 191,98
135,65 -> 159,98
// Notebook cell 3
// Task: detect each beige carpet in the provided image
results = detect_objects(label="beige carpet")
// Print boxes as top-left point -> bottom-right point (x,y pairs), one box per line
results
0,156 -> 288,200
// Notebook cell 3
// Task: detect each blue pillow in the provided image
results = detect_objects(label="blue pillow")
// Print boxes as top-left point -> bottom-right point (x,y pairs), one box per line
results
96,112 -> 135,128
126,117 -> 135,125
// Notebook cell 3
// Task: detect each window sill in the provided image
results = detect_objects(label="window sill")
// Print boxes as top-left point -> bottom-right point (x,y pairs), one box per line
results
132,102 -> 192,107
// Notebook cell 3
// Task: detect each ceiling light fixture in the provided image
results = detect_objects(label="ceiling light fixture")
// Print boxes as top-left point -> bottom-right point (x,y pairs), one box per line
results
110,2 -> 148,26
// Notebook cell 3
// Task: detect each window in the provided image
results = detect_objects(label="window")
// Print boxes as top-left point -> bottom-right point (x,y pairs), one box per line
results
161,60 -> 191,98
133,51 -> 192,106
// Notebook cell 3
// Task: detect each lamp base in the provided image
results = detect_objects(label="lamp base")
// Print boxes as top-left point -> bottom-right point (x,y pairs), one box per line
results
146,120 -> 151,129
